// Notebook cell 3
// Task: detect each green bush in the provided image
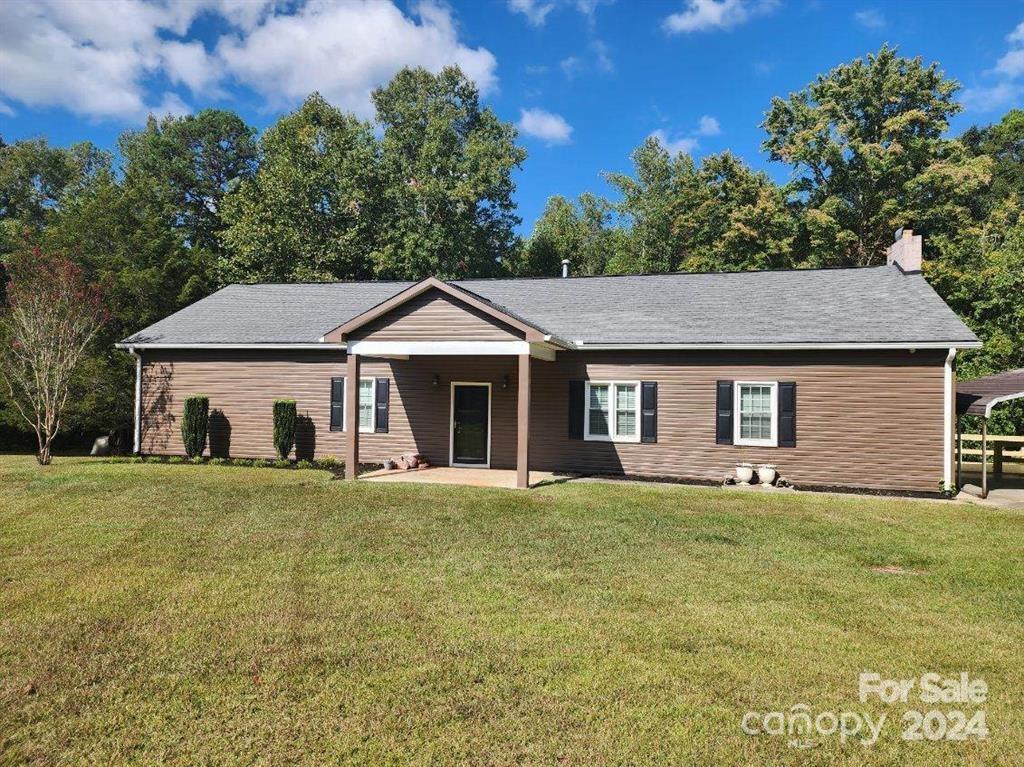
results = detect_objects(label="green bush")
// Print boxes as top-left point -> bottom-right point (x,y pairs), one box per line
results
272,400 -> 297,460
180,395 -> 210,458
317,456 -> 339,470
168,456 -> 185,464
295,459 -> 314,470
233,458 -> 255,467
273,459 -> 292,469
209,457 -> 227,466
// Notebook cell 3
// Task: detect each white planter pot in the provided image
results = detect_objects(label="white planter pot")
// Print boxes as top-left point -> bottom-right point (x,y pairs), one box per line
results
735,463 -> 754,485
758,465 -> 777,487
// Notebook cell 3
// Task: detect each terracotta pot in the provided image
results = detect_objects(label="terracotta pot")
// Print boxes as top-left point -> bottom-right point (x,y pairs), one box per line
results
735,463 -> 754,485
757,464 -> 777,486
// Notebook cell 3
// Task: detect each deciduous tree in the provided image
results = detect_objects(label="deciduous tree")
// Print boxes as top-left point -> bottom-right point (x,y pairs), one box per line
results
0,247 -> 107,464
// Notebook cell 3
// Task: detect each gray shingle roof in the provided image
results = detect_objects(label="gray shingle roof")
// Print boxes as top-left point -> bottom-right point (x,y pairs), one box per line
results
121,266 -> 980,347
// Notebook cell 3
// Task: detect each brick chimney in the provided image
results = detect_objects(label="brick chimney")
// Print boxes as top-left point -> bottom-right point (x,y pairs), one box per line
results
886,228 -> 922,273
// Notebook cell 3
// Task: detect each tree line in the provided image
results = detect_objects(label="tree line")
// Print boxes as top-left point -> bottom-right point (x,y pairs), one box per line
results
1,46 -> 1022,449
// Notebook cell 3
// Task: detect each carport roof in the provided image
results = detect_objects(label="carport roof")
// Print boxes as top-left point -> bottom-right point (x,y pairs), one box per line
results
957,368 -> 1024,417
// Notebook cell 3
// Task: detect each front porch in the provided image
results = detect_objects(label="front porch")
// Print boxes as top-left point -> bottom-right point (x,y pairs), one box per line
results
329,277 -> 568,489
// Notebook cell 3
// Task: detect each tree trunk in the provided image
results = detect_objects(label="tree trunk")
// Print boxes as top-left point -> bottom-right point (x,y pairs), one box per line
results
36,432 -> 53,465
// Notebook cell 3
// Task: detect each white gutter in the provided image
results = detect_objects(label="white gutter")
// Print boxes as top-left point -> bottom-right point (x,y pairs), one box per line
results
944,348 -> 956,489
574,341 -> 983,351
983,393 -> 1024,419
114,343 -> 346,351
126,346 -> 142,455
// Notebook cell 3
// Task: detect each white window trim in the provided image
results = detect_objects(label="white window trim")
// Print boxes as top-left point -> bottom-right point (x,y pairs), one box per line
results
734,381 -> 778,447
583,381 -> 641,443
339,376 -> 378,433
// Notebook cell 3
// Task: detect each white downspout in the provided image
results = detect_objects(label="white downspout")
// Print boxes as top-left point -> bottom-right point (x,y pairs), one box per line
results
130,347 -> 142,455
944,347 -> 957,489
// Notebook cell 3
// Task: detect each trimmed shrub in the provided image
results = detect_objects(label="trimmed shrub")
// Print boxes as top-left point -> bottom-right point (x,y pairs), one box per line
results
234,458 -> 255,467
272,400 -> 297,460
168,456 -> 185,464
181,395 -> 210,458
209,457 -> 227,466
317,456 -> 339,470
273,459 -> 292,469
295,459 -> 314,470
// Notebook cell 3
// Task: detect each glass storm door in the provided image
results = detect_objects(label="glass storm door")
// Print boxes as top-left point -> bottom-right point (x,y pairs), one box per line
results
451,384 -> 490,466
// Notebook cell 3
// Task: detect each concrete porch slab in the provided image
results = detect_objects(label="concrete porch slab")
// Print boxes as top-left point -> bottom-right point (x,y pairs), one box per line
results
360,466 -> 561,489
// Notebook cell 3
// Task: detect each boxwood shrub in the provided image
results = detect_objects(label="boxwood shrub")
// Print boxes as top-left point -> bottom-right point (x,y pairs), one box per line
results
180,395 -> 209,459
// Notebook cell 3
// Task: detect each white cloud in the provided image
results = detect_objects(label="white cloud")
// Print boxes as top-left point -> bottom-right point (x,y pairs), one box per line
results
517,107 -> 573,144
591,39 -> 614,73
0,0 -> 498,122
161,40 -> 225,96
507,0 -> 556,26
962,81 -> 1022,113
995,48 -> 1024,78
662,0 -> 777,35
1009,20 -> 1024,45
963,18 -> 1024,113
508,0 -> 610,27
218,1 -> 497,117
697,115 -> 720,135
650,129 -> 698,155
853,9 -> 886,30
560,56 -> 584,79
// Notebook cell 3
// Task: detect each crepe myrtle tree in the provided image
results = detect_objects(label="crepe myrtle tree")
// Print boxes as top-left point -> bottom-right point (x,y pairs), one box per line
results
0,247 -> 107,464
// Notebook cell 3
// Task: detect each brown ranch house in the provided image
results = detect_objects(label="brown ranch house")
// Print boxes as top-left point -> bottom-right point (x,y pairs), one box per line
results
117,230 -> 980,494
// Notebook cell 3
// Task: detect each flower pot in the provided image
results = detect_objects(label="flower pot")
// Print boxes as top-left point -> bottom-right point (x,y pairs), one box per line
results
757,464 -> 777,487
735,463 -> 754,485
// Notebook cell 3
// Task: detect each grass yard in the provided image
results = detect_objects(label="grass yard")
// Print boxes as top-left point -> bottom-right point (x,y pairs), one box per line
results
0,456 -> 1021,766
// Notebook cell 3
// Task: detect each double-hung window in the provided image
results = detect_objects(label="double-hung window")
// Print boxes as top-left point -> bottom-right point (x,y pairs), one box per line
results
734,381 -> 777,447
358,378 -> 376,433
332,377 -> 377,432
584,381 -> 640,442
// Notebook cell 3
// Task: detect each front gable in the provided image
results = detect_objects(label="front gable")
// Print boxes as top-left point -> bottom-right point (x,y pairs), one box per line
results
322,277 -> 548,344
351,287 -> 524,342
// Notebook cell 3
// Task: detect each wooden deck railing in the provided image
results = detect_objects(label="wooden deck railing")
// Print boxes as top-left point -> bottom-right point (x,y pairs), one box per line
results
958,434 -> 1024,476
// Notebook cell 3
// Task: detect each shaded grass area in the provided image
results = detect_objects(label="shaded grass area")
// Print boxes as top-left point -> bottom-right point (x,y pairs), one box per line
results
0,456 -> 1021,766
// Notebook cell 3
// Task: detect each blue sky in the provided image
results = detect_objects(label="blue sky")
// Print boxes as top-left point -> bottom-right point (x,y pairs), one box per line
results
2,0 -> 1024,232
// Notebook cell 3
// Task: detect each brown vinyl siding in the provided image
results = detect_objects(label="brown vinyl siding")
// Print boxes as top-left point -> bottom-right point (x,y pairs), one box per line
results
140,351 -> 520,468
531,350 -> 946,492
351,288 -> 523,341
140,348 -> 946,492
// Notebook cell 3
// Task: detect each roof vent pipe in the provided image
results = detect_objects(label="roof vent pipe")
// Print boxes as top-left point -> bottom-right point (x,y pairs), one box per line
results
886,228 -> 922,273
561,259 -> 570,278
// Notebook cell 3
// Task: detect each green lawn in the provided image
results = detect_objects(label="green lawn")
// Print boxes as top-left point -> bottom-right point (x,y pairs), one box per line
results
1,456 -> 1021,766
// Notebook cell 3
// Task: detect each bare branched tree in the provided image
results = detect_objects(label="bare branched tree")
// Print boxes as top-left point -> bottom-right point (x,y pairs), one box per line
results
1,247 -> 107,465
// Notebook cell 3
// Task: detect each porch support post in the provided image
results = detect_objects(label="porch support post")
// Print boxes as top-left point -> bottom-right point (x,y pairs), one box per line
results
956,416 -> 962,489
346,353 -> 360,480
516,353 -> 531,489
981,418 -> 988,499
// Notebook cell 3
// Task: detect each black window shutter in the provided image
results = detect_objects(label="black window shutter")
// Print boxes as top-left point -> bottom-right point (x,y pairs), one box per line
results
640,381 -> 657,443
375,378 -> 389,433
778,382 -> 796,447
330,377 -> 345,431
716,380 -> 734,445
568,380 -> 585,439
